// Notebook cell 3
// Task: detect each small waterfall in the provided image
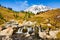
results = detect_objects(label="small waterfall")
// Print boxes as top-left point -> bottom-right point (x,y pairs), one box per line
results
16,28 -> 22,33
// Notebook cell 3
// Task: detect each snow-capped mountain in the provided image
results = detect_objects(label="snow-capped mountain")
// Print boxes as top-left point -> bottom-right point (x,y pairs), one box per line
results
24,5 -> 52,14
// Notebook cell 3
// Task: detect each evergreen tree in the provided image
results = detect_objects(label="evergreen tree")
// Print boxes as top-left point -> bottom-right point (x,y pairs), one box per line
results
8,7 -> 12,10
0,4 -> 1,6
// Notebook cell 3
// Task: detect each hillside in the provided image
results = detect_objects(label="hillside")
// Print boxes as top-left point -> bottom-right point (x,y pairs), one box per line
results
0,6 -> 60,29
28,9 -> 60,29
0,6 -> 22,25
0,6 -> 34,25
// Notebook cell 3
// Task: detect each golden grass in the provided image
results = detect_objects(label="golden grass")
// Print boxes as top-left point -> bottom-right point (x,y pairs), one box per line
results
0,6 -> 60,29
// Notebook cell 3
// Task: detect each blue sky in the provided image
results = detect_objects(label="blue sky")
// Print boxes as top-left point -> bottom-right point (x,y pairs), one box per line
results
0,0 -> 60,11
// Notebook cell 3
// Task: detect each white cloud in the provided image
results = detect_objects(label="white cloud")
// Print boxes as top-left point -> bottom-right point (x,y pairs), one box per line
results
15,1 -> 29,11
